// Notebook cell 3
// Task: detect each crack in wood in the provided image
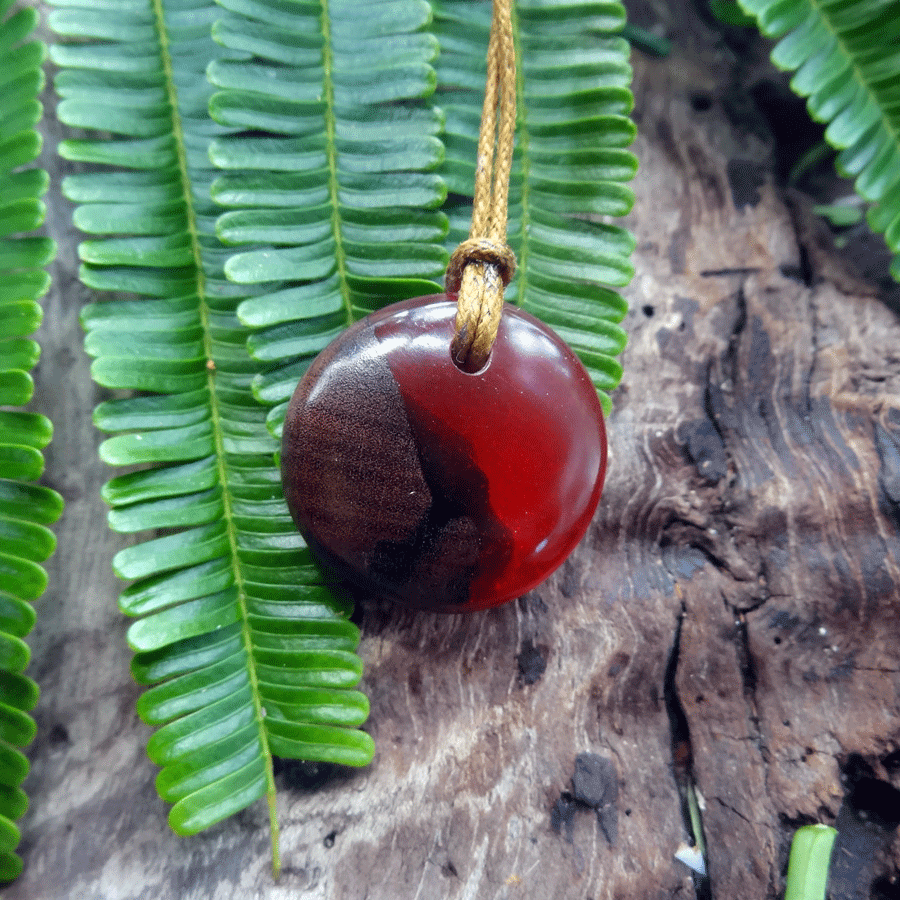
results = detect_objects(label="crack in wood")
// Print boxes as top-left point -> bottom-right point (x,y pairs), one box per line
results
664,604 -> 713,900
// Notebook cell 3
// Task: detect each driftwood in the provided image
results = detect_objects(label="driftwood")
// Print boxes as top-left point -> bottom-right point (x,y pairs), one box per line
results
11,3 -> 900,898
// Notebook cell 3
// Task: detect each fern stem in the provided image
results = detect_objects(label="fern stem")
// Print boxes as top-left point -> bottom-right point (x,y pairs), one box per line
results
150,0 -> 280,873
320,0 -> 354,328
267,790 -> 281,877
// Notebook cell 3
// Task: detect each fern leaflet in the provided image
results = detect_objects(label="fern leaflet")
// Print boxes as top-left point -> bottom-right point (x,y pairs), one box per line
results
0,2 -> 62,883
737,0 -> 900,281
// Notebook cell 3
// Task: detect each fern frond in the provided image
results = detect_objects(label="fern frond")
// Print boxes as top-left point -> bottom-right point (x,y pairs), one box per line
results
0,4 -> 62,883
435,0 -> 637,416
208,0 -> 448,434
49,0 -> 373,873
212,0 -> 636,422
737,0 -> 900,281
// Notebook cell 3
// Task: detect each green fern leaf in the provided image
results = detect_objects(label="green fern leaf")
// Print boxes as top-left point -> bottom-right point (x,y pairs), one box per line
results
434,0 -> 636,416
0,4 -> 62,883
737,0 -> 900,281
209,0 -> 635,432
207,0 -> 448,435
49,0 -> 373,873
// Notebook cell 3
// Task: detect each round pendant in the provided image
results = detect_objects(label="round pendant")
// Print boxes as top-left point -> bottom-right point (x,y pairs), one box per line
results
281,295 -> 607,612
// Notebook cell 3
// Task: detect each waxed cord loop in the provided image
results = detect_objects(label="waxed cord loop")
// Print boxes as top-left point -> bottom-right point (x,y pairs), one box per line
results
446,238 -> 516,294
448,0 -> 517,373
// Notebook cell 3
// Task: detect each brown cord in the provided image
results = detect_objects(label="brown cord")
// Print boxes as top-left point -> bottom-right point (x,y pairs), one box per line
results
448,0 -> 517,373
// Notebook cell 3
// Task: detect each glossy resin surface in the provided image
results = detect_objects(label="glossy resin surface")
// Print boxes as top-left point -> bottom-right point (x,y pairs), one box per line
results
281,295 -> 607,612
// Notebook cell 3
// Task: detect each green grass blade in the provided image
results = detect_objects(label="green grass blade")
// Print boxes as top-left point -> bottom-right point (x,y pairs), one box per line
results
784,824 -> 838,900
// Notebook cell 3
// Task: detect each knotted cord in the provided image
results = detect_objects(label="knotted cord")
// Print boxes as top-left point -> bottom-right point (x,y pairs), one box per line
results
447,0 -> 517,373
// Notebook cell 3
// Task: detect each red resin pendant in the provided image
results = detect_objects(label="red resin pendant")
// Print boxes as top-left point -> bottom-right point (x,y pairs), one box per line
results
281,295 -> 607,612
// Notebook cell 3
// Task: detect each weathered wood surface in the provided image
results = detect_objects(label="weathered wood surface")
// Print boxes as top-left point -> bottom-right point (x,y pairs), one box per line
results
10,3 -> 900,899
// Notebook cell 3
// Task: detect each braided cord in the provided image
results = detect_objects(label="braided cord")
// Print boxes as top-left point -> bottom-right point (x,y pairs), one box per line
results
448,0 -> 517,373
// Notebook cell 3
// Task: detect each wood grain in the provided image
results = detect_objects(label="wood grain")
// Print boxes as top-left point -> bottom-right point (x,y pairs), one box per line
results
10,2 -> 899,898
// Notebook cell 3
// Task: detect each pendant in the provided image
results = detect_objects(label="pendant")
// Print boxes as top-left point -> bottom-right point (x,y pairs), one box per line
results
281,295 -> 607,612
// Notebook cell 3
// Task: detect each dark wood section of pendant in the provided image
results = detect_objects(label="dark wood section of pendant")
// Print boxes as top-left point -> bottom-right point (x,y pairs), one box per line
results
280,325 -> 438,596
281,319 -> 488,609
